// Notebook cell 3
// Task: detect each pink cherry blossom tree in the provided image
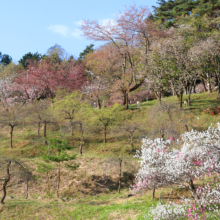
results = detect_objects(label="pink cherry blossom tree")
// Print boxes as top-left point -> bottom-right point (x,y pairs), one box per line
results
12,59 -> 86,102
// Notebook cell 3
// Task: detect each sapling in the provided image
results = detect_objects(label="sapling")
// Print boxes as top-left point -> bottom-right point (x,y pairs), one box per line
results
36,162 -> 53,193
46,138 -> 76,198
92,103 -> 123,143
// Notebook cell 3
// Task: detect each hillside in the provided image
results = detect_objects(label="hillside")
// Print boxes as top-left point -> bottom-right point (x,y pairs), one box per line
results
0,91 -> 220,219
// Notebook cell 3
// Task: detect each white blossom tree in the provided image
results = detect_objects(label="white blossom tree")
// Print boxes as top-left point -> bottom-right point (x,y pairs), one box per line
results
134,123 -> 220,219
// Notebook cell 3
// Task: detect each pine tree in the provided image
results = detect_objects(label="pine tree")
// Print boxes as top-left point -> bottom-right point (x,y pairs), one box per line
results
152,0 -> 219,28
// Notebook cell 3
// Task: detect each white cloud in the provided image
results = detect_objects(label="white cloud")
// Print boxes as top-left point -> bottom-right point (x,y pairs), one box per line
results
71,28 -> 83,39
48,25 -> 70,37
48,18 -> 116,40
73,20 -> 84,27
48,23 -> 83,39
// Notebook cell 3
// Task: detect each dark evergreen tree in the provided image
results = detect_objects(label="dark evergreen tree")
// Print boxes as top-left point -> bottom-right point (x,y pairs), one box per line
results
19,52 -> 42,68
79,44 -> 94,60
152,0 -> 219,28
195,0 -> 220,17
0,52 -> 12,66
1,54 -> 12,65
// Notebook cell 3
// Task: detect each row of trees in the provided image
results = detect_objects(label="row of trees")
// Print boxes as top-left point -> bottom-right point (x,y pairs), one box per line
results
0,90 -> 130,151
79,4 -> 220,109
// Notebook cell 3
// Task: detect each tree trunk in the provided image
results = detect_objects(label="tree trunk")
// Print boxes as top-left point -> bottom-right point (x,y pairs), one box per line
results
180,93 -> 183,109
177,92 -> 183,109
37,122 -> 41,136
10,125 -> 14,149
70,121 -> 73,136
214,73 -> 218,86
217,81 -> 220,99
79,124 -> 84,155
118,159 -> 122,194
46,170 -> 50,193
123,93 -> 129,110
188,86 -> 191,107
154,91 -> 162,105
125,94 -> 129,110
97,100 -> 101,109
193,80 -> 196,93
25,181 -> 28,199
207,81 -> 212,93
184,123 -> 189,131
44,122 -> 47,145
1,160 -> 11,204
185,86 -> 188,95
202,79 -> 207,92
131,132 -> 134,147
104,126 -> 107,143
152,184 -> 155,199
23,120 -> 25,130
172,87 -> 176,96
188,178 -> 199,200
57,162 -> 60,198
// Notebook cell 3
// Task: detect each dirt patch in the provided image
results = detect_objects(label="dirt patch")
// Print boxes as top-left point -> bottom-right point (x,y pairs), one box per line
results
108,209 -> 138,220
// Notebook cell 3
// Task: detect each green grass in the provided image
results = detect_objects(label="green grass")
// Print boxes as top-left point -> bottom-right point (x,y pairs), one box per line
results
0,191 -> 159,220
1,91 -> 220,219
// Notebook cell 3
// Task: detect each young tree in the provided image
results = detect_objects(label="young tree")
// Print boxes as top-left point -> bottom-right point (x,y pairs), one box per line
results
0,103 -> 24,149
28,100 -> 56,144
116,119 -> 144,147
36,162 -> 53,193
15,161 -> 32,199
92,103 -> 123,143
46,138 -> 76,198
53,91 -> 88,136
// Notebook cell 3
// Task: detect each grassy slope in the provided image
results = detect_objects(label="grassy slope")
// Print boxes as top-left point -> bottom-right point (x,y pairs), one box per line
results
0,92 -> 220,219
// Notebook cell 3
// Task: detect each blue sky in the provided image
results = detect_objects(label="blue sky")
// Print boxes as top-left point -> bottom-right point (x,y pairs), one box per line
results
1,0 -> 158,63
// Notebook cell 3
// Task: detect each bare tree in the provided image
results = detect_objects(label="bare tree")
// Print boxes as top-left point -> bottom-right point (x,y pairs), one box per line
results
0,103 -> 24,149
92,104 -> 123,143
28,100 -> 56,144
116,120 -> 144,147
148,101 -> 180,139
0,158 -> 32,204
0,159 -> 11,204
73,121 -> 84,155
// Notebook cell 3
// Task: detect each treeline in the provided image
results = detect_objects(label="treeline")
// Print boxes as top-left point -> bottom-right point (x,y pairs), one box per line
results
1,2 -> 220,110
